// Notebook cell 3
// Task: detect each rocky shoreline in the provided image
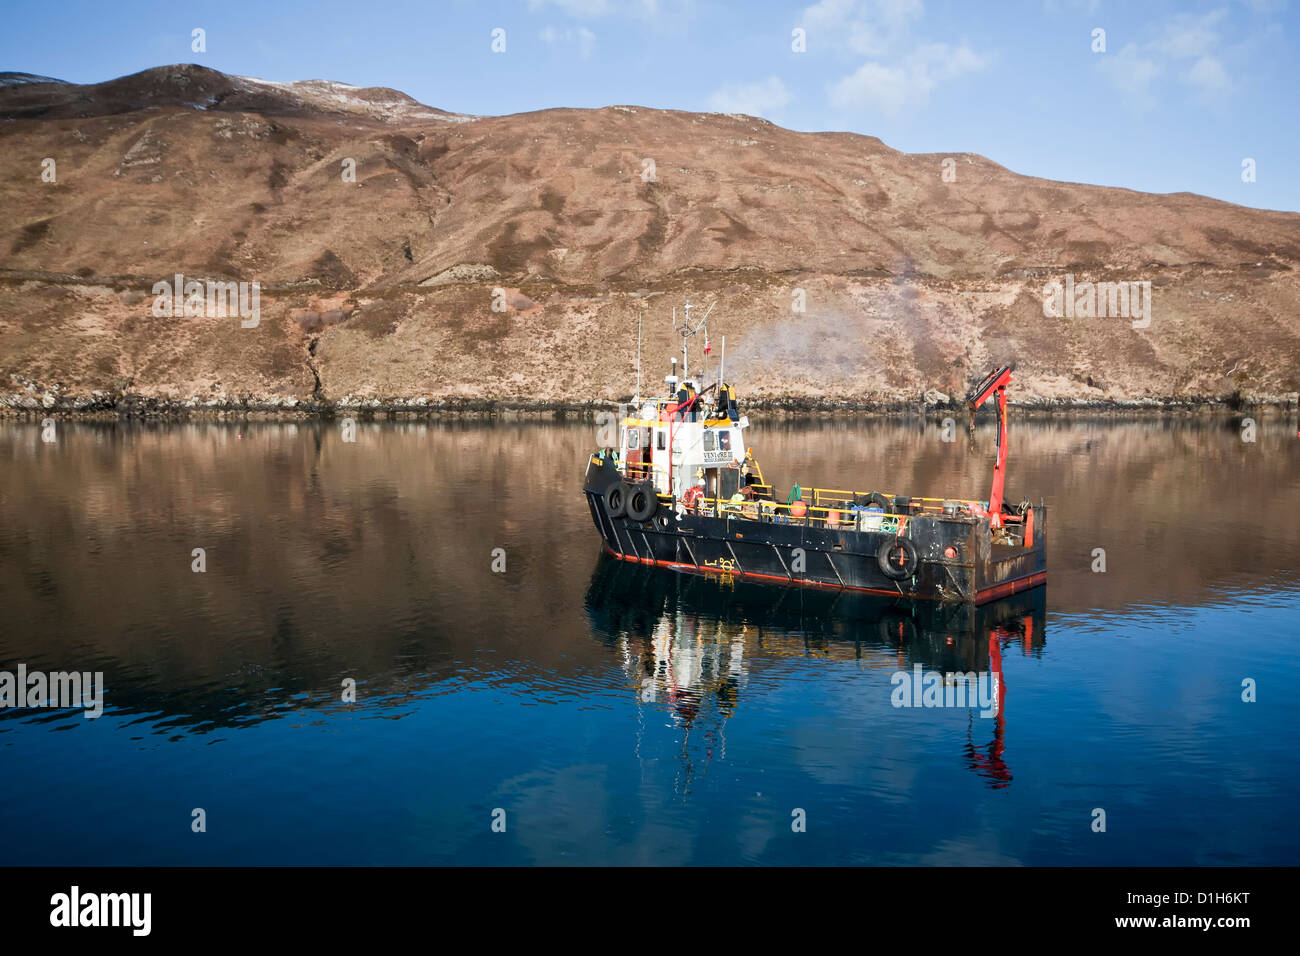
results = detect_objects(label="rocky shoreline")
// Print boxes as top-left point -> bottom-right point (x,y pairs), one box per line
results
3,388 -> 1295,421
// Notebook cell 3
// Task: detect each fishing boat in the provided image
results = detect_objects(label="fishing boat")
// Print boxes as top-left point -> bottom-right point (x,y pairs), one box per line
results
582,301 -> 1047,604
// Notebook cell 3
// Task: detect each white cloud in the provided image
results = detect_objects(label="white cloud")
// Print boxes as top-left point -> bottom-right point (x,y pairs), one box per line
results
529,0 -> 613,16
1237,0 -> 1286,13
1096,42 -> 1162,112
539,25 -> 597,58
1098,8 -> 1244,109
707,76 -> 792,118
1151,9 -> 1229,58
527,0 -> 676,18
1185,55 -> 1233,95
828,42 -> 989,115
1042,0 -> 1101,14
803,0 -> 925,57
828,62 -> 910,113
804,1 -> 990,115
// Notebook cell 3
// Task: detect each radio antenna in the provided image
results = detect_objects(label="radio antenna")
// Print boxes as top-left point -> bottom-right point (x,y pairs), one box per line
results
672,299 -> 714,382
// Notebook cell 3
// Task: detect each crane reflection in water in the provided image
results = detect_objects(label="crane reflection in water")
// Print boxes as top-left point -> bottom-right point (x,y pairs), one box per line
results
585,555 -> 1045,793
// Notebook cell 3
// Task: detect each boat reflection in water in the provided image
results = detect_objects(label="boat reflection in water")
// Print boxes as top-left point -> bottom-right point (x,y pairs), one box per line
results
585,554 -> 1045,791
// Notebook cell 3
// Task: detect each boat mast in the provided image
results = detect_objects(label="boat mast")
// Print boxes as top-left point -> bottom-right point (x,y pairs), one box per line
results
635,309 -> 642,403
672,299 -> 714,389
682,301 -> 690,380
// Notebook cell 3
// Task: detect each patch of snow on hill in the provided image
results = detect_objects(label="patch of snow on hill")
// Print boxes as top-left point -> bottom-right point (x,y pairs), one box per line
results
234,74 -> 476,123
0,72 -> 69,87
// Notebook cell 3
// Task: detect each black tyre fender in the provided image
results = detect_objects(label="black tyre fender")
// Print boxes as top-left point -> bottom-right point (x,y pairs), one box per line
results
605,482 -> 628,519
860,491 -> 895,514
627,482 -> 659,522
653,511 -> 671,531
877,535 -> 919,580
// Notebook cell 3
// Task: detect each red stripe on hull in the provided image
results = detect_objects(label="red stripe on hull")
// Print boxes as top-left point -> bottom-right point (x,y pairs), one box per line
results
973,571 -> 1048,605
600,542 -> 1047,603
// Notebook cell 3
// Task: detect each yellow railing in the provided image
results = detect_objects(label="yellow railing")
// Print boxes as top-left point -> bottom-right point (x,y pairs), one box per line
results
690,496 -> 912,533
804,488 -> 985,514
616,474 -> 984,523
621,398 -> 729,427
624,461 -> 670,487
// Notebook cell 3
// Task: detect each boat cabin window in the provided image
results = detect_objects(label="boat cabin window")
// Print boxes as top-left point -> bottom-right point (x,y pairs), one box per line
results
625,428 -> 640,450
703,431 -> 715,452
656,430 -> 666,451
718,431 -> 731,452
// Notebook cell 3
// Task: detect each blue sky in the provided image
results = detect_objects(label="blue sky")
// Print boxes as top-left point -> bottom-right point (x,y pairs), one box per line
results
3,0 -> 1297,211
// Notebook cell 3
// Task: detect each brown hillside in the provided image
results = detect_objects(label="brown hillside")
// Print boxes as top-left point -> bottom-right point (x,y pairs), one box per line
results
2,64 -> 1298,411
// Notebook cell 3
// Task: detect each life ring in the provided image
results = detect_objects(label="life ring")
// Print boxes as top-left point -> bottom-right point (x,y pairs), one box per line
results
627,482 -> 660,522
877,535 -> 919,580
605,483 -> 628,518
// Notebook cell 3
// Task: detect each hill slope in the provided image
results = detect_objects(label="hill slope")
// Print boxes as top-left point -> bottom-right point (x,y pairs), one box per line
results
2,63 -> 1298,412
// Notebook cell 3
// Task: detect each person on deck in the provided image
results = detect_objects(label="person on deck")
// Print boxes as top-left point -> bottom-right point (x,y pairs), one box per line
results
681,479 -> 705,515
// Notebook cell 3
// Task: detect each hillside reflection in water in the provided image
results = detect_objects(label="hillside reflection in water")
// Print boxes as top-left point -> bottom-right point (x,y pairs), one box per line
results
0,416 -> 1297,865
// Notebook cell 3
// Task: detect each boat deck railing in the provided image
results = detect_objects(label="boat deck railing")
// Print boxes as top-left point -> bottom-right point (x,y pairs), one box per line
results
803,487 -> 981,512
621,397 -> 734,426
623,480 -> 1003,528
752,485 -> 989,516
678,495 -> 907,530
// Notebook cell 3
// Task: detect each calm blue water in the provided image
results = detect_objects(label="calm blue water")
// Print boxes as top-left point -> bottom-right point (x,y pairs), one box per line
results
1,417 -> 1297,865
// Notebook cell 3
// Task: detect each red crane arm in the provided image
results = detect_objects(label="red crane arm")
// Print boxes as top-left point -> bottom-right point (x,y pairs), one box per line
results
966,366 -> 1013,528
967,366 -> 1013,410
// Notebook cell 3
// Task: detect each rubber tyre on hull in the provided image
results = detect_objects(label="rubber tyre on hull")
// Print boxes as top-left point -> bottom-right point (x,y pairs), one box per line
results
627,482 -> 659,522
605,483 -> 628,518
860,491 -> 895,514
877,536 -> 919,580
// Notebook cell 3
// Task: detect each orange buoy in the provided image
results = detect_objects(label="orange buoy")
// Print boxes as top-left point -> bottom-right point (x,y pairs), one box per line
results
827,508 -> 840,528
790,500 -> 807,518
